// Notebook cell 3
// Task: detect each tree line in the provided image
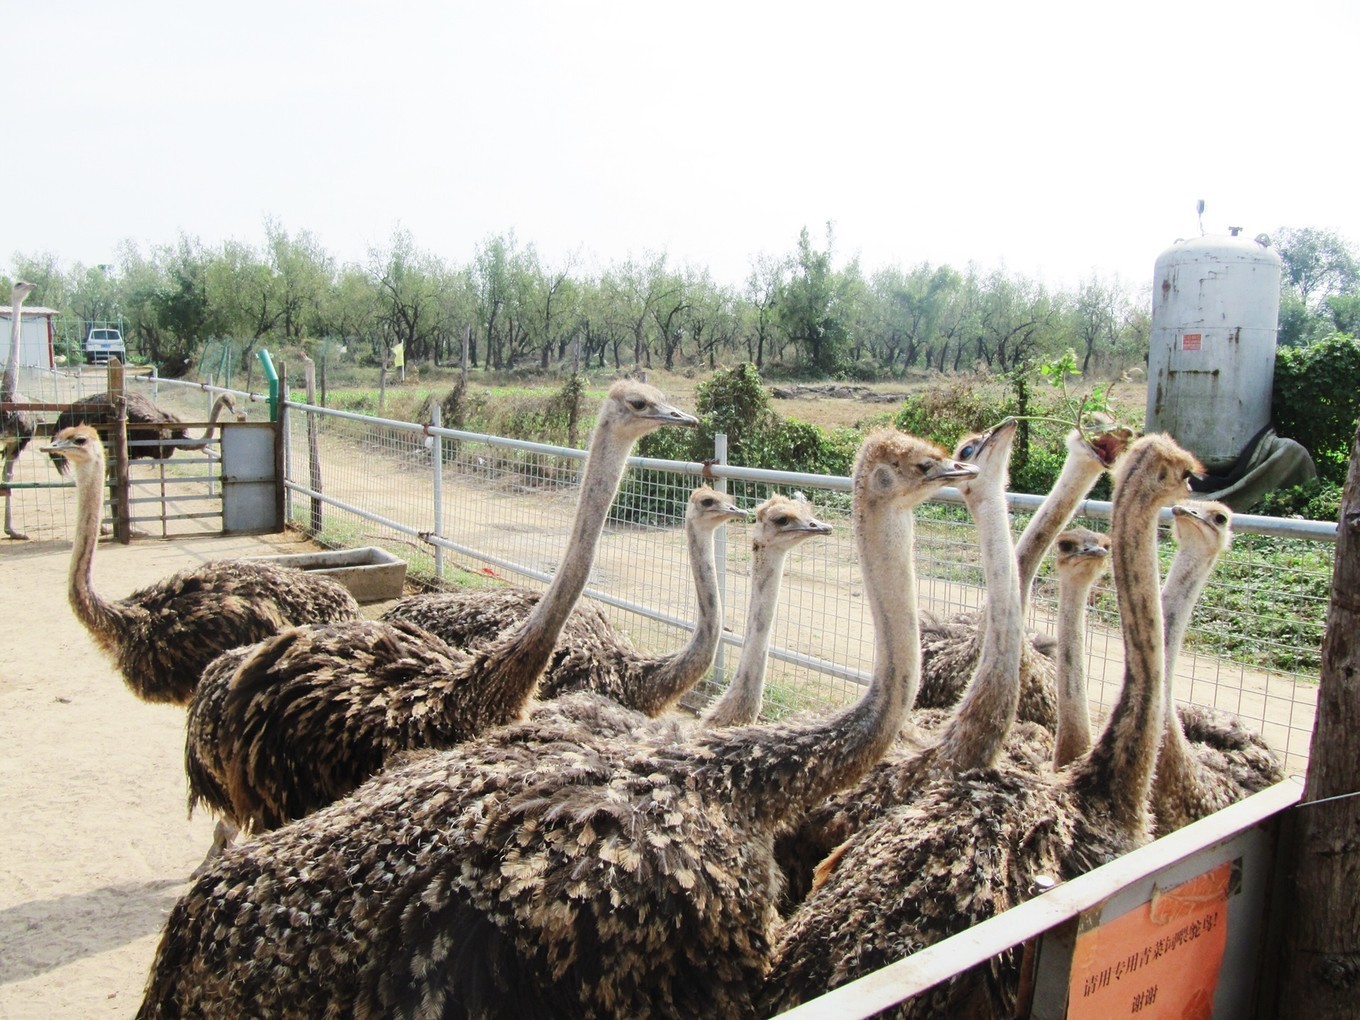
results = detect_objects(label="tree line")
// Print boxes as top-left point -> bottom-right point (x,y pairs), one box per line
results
7,221 -> 1356,380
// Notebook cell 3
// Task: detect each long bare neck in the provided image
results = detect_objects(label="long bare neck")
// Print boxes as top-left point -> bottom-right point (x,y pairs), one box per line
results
938,482 -> 1023,770
1015,449 -> 1103,613
185,397 -> 232,449
66,455 -> 122,641
1068,469 -> 1166,835
3,299 -> 22,400
1151,544 -> 1217,797
701,541 -> 786,728
466,423 -> 635,715
1052,569 -> 1098,768
632,517 -> 726,715
700,487 -> 915,822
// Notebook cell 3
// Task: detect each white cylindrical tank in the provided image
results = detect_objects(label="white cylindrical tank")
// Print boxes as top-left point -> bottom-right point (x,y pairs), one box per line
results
1146,230 -> 1282,472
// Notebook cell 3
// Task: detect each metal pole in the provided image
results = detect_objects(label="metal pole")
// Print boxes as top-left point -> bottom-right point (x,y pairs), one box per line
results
712,432 -> 729,683
258,349 -> 280,422
432,404 -> 444,580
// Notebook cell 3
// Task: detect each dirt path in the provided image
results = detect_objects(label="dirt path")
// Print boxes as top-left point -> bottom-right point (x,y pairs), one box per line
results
0,529 -> 350,1019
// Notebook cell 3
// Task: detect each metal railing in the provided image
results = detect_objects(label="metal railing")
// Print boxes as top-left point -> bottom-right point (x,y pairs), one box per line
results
125,374 -> 1332,775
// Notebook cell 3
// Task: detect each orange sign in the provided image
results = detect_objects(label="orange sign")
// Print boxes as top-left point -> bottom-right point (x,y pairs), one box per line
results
1067,859 -> 1234,1019
1182,333 -> 1203,351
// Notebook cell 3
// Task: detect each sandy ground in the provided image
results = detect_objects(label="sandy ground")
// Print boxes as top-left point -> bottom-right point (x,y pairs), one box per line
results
0,528 -> 352,1020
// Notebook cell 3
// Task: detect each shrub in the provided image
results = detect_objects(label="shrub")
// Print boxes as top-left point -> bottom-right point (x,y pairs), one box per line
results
1252,480 -> 1343,522
1273,333 -> 1360,485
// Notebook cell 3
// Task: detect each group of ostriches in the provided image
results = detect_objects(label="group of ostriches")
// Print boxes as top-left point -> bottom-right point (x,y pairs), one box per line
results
38,369 -> 1282,1019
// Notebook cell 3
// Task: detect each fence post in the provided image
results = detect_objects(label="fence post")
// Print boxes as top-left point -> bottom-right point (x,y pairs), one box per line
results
110,358 -> 131,544
432,405 -> 444,580
303,355 -> 323,535
712,432 -> 729,683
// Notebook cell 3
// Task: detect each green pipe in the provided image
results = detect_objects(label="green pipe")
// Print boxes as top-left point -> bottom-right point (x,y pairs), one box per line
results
258,349 -> 280,422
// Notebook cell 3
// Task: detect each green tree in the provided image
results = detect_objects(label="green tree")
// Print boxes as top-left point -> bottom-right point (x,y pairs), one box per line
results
1276,227 -> 1359,312
776,225 -> 852,375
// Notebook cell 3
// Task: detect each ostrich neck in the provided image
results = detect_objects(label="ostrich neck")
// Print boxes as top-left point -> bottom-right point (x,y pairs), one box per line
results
701,540 -> 786,728
1068,475 -> 1166,836
938,485 -> 1023,770
66,458 -> 122,639
181,397 -> 232,451
1015,451 -> 1103,613
1152,545 -> 1217,793
700,486 -> 915,821
1052,570 -> 1096,769
465,424 -> 635,717
4,299 -> 23,400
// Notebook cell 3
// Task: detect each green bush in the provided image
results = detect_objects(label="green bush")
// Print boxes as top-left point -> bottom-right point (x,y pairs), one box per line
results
1273,333 -> 1360,485
1251,480 -> 1343,522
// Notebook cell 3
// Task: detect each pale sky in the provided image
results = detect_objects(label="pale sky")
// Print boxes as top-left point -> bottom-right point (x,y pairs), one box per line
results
8,0 -> 1357,296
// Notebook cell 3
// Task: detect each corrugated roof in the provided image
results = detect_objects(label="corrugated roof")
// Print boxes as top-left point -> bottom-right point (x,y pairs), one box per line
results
0,307 -> 60,317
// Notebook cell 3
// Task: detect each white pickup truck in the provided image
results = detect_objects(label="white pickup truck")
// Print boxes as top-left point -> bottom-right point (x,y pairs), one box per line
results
84,327 -> 127,364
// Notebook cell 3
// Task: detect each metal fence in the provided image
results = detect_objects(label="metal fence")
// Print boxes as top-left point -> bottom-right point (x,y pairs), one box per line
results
2,364 -> 248,541
124,373 -> 1331,775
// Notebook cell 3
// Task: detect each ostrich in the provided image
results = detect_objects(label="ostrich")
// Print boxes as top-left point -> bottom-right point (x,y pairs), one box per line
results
380,485 -> 748,716
915,426 -> 1130,725
2,280 -> 37,539
774,419 -> 1053,907
1151,500 -> 1283,834
48,390 -> 243,474
181,380 -> 698,835
497,493 -> 834,750
1051,526 -> 1112,768
41,424 -> 362,705
700,493 -> 833,726
136,429 -> 977,1020
763,433 -> 1203,1019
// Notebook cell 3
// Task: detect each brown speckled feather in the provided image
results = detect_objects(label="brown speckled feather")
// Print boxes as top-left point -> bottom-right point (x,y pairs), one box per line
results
139,430 -> 974,1020
182,382 -> 700,833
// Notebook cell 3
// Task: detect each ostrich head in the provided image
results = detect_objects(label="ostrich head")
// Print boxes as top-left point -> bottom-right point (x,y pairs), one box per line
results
852,430 -> 979,523
1169,500 -> 1232,558
951,418 -> 1018,501
686,486 -> 747,530
222,393 -> 249,422
1085,425 -> 1134,469
751,493 -> 833,552
596,379 -> 699,442
11,280 -> 35,305
1112,433 -> 1204,506
1055,526 -> 1111,583
43,425 -> 104,474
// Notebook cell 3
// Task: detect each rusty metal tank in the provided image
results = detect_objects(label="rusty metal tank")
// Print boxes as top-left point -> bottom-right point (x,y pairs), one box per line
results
1146,229 -> 1282,472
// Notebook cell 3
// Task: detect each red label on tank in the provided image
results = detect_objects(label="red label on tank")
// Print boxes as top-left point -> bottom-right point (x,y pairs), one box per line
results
1182,333 -> 1202,351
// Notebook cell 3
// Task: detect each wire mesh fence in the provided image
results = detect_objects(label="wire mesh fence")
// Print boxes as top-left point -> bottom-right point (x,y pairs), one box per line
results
19,371 -> 1323,776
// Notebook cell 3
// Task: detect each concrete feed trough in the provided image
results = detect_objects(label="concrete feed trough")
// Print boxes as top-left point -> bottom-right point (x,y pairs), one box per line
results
253,546 -> 407,603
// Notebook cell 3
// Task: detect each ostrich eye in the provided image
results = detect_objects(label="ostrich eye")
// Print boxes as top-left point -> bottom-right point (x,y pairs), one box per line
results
959,443 -> 976,460
773,515 -> 790,527
1058,540 -> 1076,553
628,398 -> 647,411
700,498 -> 716,508
916,461 -> 933,475
1214,512 -> 1228,526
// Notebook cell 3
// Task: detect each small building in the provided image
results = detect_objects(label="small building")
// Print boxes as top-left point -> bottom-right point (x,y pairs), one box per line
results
0,305 -> 58,369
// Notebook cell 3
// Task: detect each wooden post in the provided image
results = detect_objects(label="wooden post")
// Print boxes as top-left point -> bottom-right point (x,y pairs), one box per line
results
109,358 -> 131,544
1273,419 -> 1360,1018
461,326 -> 470,387
303,354 -> 323,536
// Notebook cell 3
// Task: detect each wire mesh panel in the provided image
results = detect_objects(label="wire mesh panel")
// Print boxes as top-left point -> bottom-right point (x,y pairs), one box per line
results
130,378 -> 1328,776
